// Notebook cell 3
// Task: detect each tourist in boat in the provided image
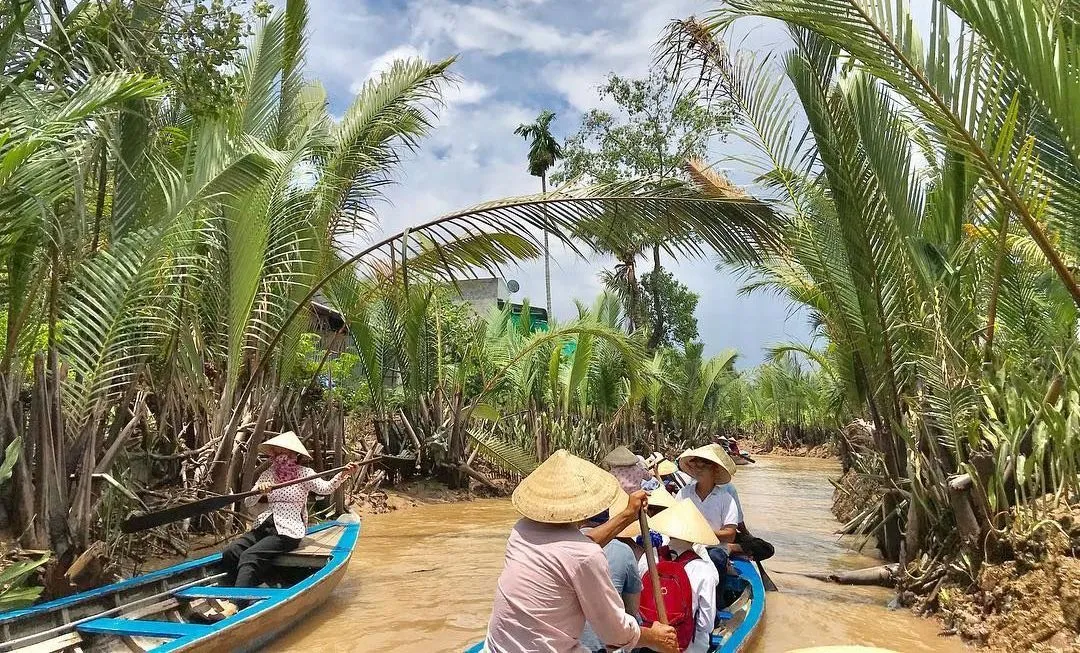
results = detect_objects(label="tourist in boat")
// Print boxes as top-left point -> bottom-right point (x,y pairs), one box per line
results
578,492 -> 643,653
215,431 -> 359,616
483,449 -> 679,653
676,444 -> 740,575
602,445 -> 659,493
641,499 -> 721,653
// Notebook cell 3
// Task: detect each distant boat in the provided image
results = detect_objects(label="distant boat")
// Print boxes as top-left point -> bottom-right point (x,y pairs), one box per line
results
463,557 -> 765,653
0,520 -> 359,653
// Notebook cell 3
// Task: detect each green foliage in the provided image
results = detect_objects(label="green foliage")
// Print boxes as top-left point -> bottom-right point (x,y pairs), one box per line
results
553,70 -> 732,184
515,110 -> 563,179
0,554 -> 48,611
638,268 -> 700,348
0,437 -> 21,486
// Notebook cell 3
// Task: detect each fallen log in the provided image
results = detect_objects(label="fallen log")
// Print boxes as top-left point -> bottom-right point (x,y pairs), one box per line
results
798,564 -> 897,587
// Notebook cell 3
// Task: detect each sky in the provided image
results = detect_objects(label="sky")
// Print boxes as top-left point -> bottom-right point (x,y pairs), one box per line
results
304,0 -> 811,367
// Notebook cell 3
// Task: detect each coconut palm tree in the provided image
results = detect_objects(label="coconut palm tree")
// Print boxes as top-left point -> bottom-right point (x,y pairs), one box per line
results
661,2 -> 1080,574
515,110 -> 563,319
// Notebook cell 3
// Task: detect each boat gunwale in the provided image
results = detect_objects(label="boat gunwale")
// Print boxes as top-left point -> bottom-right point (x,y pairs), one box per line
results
718,558 -> 766,653
0,521 -> 340,625
0,520 -> 357,653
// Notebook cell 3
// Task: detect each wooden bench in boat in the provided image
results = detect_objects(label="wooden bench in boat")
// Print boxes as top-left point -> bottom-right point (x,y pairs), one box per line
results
272,524 -> 345,567
77,618 -> 212,639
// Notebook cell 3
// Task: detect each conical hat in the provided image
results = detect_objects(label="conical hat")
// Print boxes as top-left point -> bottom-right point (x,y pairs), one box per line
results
605,488 -> 641,539
602,445 -> 639,468
259,431 -> 310,458
512,450 -> 619,524
678,444 -> 736,484
648,484 -> 677,509
647,499 -> 719,546
656,460 -> 677,476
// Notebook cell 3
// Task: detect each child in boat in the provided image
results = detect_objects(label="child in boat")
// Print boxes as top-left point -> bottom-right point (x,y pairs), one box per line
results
641,499 -> 721,653
214,431 -> 358,618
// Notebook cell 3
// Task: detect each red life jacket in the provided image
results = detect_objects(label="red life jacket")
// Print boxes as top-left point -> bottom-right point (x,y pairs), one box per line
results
639,547 -> 699,651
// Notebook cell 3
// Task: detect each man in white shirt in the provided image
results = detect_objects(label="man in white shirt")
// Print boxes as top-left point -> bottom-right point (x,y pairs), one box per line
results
644,499 -> 721,653
675,444 -> 739,576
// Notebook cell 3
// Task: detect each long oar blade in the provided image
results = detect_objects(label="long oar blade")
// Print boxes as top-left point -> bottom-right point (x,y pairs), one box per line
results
121,493 -> 239,533
756,560 -> 779,592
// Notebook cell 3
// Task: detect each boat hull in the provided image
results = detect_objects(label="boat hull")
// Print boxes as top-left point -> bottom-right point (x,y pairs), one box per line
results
0,520 -> 360,653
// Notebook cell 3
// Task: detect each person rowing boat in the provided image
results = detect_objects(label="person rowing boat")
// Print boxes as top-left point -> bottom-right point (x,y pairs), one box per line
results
481,450 -> 679,653
214,431 -> 359,618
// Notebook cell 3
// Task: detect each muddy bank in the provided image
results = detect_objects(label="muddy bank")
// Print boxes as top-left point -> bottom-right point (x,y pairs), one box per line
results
352,476 -> 510,516
898,498 -> 1080,652
749,439 -> 837,459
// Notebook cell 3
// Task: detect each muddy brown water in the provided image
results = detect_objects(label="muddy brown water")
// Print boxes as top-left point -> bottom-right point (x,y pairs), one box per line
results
273,456 -> 968,652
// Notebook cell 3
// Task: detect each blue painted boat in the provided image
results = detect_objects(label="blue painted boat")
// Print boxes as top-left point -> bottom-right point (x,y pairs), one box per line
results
464,556 -> 765,653
711,558 -> 766,652
0,520 -> 360,653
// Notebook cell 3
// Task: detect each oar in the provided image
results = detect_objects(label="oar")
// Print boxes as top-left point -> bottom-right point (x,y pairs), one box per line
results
638,510 -> 668,624
120,456 -> 393,533
756,560 -> 779,592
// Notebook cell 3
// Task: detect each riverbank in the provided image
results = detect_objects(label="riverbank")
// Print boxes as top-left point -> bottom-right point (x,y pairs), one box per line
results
352,477 -> 509,516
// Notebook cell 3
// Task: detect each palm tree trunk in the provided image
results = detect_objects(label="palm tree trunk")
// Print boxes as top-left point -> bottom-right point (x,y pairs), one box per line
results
542,174 -> 552,320
647,244 -> 663,350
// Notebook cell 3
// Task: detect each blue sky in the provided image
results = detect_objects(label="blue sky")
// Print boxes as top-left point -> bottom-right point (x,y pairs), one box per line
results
305,0 -> 811,366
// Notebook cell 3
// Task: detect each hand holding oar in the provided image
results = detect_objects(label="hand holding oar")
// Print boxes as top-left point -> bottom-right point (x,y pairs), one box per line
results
121,456 -> 392,533
638,508 -> 668,625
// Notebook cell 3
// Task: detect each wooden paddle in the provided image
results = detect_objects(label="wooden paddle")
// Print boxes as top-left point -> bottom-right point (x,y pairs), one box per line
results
756,560 -> 779,592
638,509 -> 668,624
120,457 -> 392,533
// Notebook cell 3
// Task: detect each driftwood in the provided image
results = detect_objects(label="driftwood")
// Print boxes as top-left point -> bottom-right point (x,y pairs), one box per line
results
798,563 -> 898,587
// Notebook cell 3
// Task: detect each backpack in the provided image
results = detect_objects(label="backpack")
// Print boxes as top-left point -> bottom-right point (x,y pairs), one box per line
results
639,548 -> 698,651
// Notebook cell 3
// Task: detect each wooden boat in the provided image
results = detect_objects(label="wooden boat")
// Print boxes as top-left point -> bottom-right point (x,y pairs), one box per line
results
0,520 -> 359,653
465,556 -> 765,653
711,558 -> 766,652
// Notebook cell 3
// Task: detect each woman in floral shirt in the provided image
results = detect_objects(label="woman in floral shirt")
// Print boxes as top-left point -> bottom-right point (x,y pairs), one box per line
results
215,431 -> 357,617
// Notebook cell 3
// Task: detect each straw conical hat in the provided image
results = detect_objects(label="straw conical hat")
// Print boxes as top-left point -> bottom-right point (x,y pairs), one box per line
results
512,450 -> 619,524
602,445 -> 639,468
604,488 -> 641,539
656,459 -> 677,476
259,431 -> 310,458
648,484 -> 677,509
648,499 -> 719,546
678,444 -> 736,484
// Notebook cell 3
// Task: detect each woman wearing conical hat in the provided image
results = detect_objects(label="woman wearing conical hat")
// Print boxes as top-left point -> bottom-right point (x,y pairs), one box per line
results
216,431 -> 359,617
483,450 -> 678,653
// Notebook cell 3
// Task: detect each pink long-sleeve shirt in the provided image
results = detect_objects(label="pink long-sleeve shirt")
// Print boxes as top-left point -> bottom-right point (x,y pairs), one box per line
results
485,519 -> 641,653
244,466 -> 348,539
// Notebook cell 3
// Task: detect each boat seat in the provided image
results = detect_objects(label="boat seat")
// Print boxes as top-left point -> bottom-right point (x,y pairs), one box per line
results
716,610 -> 733,621
76,618 -> 212,639
271,530 -> 338,568
175,587 -> 288,601
10,631 -> 83,653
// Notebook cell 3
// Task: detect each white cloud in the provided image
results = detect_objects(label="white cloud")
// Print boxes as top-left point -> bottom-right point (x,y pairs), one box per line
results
306,0 -> 810,364
349,45 -> 428,94
444,79 -> 492,106
411,0 -> 608,56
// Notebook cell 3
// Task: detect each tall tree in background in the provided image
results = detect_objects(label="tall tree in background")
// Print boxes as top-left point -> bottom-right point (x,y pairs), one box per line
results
555,69 -> 732,348
515,110 -> 563,319
639,269 -> 699,348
